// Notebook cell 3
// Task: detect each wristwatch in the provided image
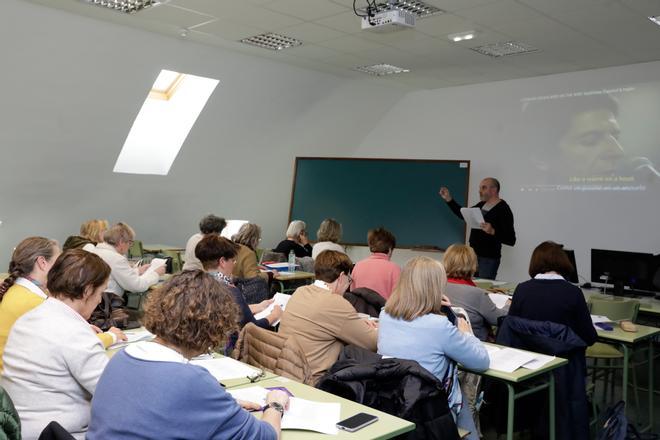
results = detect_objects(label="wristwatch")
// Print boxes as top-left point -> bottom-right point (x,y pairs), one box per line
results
264,401 -> 285,417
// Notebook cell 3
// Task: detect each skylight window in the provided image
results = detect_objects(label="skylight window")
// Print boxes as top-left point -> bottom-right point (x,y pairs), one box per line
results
113,69 -> 219,175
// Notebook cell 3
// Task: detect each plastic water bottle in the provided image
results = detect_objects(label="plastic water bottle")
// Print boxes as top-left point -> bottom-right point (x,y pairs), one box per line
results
288,250 -> 296,272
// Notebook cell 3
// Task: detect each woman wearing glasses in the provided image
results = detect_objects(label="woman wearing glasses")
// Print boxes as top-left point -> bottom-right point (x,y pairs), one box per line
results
278,250 -> 378,384
88,270 -> 289,440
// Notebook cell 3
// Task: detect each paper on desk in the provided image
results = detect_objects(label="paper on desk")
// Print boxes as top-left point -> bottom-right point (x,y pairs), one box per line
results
591,314 -> 613,325
487,347 -> 536,373
488,293 -> 510,309
227,387 -> 340,435
108,328 -> 154,349
254,293 -> 291,325
191,357 -> 261,381
144,258 -> 167,275
460,207 -> 485,229
521,353 -> 556,370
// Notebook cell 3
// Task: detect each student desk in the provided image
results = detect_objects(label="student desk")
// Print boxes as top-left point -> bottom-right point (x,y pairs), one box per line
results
595,323 -> 660,432
461,343 -> 568,440
582,288 -> 660,317
274,271 -> 314,294
226,375 -> 415,439
142,244 -> 185,254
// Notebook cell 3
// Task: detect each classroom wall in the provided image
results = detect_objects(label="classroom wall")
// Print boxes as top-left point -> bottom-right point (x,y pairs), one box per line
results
0,0 -> 408,270
354,61 -> 660,283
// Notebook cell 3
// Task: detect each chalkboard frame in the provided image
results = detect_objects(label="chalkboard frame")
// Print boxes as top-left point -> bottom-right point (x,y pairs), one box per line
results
288,157 -> 471,251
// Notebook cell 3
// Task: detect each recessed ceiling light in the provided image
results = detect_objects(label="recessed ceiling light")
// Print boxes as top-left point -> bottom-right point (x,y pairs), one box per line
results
448,31 -> 476,42
471,41 -> 539,57
354,63 -> 410,76
649,16 -> 660,26
83,0 -> 159,14
357,1 -> 444,19
240,33 -> 302,51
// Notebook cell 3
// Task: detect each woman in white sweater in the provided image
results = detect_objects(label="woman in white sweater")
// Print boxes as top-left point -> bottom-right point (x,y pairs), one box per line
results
1,249 -> 112,440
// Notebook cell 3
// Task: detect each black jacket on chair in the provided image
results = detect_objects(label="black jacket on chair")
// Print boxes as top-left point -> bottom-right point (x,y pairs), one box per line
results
317,345 -> 460,440
343,288 -> 386,318
494,315 -> 589,440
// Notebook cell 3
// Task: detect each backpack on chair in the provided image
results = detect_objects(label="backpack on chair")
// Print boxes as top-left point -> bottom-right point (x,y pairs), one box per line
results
89,292 -> 129,330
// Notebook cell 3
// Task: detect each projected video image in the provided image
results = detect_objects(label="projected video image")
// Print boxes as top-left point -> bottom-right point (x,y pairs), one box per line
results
518,85 -> 660,192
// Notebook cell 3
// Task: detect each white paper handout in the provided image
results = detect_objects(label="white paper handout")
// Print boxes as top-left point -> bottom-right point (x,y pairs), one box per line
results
487,347 -> 536,373
191,357 -> 261,381
144,258 -> 168,275
521,353 -> 556,370
460,207 -> 485,230
227,386 -> 340,435
255,293 -> 292,326
488,293 -> 510,309
591,314 -> 613,325
108,328 -> 154,349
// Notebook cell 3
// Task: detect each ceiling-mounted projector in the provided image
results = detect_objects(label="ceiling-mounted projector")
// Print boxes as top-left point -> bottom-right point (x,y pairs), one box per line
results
361,9 -> 416,32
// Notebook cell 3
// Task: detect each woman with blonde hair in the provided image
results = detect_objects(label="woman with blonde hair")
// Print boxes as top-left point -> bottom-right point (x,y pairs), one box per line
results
442,244 -> 508,341
378,257 -> 488,440
232,223 -> 269,282
312,218 -> 345,259
273,220 -> 312,258
88,270 -> 289,440
63,219 -> 109,251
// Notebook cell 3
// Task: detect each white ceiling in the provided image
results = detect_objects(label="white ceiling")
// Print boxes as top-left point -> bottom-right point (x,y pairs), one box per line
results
25,0 -> 660,89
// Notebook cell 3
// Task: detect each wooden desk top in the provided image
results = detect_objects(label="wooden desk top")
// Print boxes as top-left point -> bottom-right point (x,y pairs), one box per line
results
274,271 -> 315,281
233,376 -> 415,439
596,322 -> 660,344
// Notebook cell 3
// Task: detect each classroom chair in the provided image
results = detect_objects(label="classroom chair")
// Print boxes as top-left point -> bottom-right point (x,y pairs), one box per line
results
127,240 -> 144,259
586,298 -> 640,411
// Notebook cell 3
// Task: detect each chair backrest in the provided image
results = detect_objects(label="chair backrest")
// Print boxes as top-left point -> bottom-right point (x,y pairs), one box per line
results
588,298 -> 640,322
127,240 -> 144,259
161,250 -> 182,273
295,256 -> 314,273
233,323 -> 313,385
261,251 -> 286,263
37,421 -> 76,440
0,386 -> 21,440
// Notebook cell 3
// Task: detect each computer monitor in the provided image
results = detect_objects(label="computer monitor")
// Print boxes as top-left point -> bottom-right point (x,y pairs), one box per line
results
562,249 -> 579,284
590,249 -> 656,295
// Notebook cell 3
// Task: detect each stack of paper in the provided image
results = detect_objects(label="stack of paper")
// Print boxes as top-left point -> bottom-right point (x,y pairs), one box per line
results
488,293 -> 510,309
255,293 -> 291,325
191,357 -> 261,381
109,328 -> 154,349
228,386 -> 340,435
460,207 -> 485,230
486,345 -> 555,373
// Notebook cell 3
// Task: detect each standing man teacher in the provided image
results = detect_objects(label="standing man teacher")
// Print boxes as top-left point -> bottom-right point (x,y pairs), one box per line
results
439,178 -> 516,280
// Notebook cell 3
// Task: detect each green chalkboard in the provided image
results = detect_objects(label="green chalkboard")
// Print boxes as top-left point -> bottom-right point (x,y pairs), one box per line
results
289,158 -> 470,250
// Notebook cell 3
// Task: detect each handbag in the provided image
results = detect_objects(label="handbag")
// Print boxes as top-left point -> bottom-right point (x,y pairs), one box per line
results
89,292 -> 130,330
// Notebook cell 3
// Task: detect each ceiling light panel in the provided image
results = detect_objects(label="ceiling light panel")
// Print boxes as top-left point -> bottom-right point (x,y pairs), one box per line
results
357,1 -> 444,19
354,63 -> 410,76
240,33 -> 302,51
83,0 -> 158,14
471,41 -> 539,58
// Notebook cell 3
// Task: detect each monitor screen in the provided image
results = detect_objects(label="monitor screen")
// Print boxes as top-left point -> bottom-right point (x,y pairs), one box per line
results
562,249 -> 579,284
590,249 -> 656,293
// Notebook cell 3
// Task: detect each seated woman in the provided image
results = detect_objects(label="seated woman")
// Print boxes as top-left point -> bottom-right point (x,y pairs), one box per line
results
278,250 -> 378,384
272,220 -> 312,258
377,257 -> 489,440
183,214 -> 226,271
91,222 -> 165,299
351,227 -> 401,299
509,241 -> 597,346
195,235 -> 282,332
63,219 -> 108,251
2,250 -> 112,439
87,271 -> 289,440
442,244 -> 508,341
0,238 -> 123,371
311,218 -> 345,260
231,223 -> 270,283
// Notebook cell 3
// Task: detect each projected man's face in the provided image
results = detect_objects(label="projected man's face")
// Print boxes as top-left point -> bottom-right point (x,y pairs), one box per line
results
558,109 -> 625,177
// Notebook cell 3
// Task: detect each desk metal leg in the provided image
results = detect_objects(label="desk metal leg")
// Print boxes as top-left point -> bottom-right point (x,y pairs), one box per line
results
549,373 -> 556,440
620,343 -> 630,406
642,340 -> 654,433
506,383 -> 514,440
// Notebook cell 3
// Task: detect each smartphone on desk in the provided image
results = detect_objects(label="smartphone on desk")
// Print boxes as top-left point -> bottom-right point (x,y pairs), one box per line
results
336,413 -> 378,432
